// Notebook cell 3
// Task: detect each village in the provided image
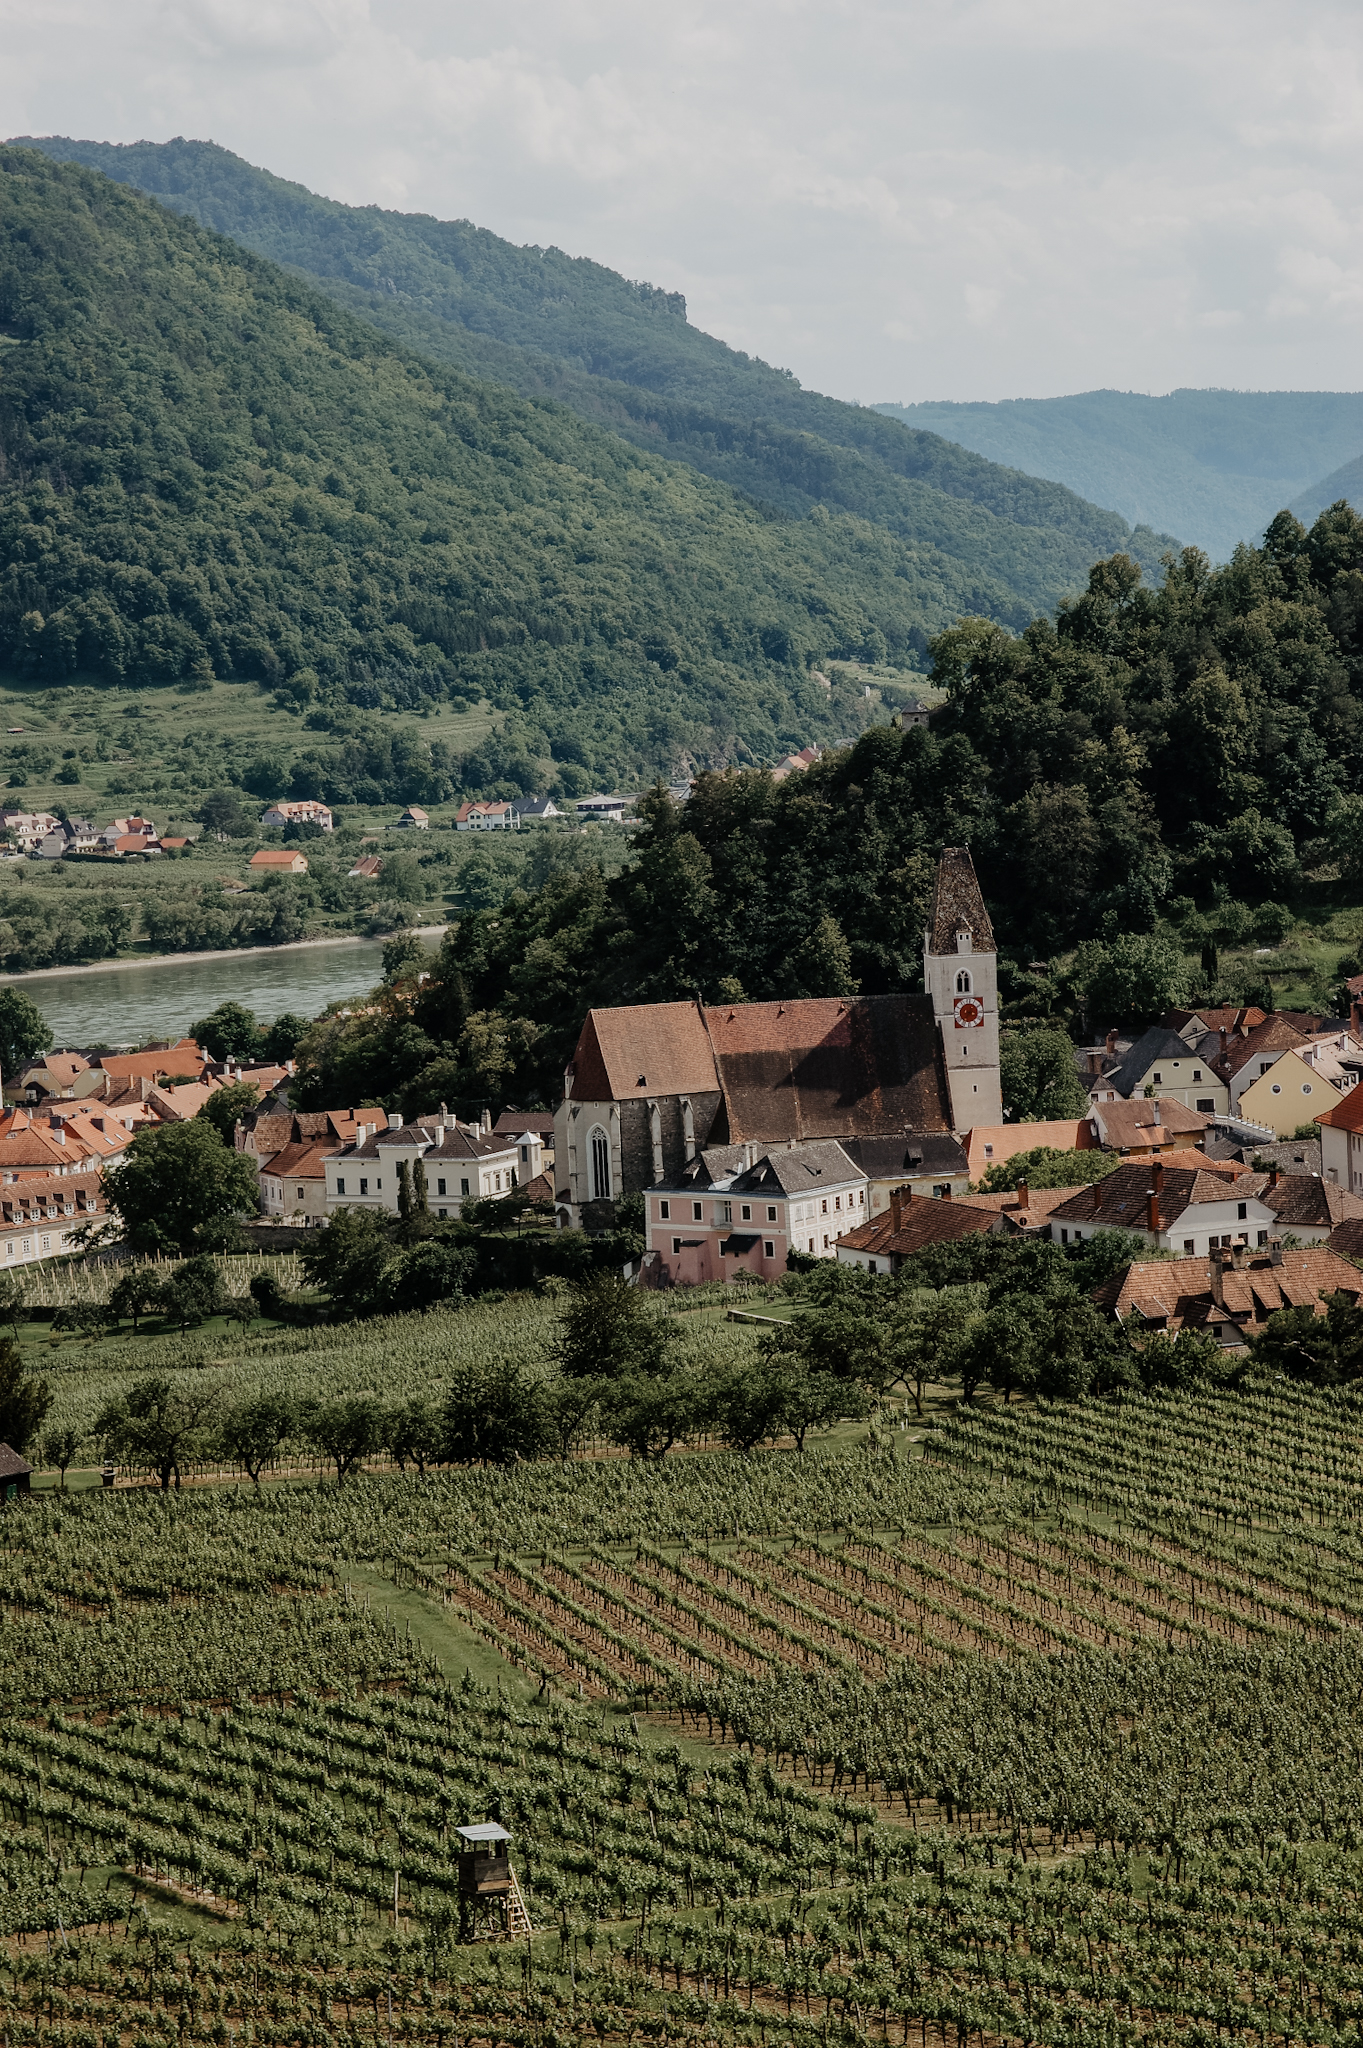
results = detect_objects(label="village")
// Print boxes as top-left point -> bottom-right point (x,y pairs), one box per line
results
6,845 -> 1363,1357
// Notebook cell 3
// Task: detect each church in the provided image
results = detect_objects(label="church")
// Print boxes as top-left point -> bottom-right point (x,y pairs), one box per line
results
553,847 -> 1002,1229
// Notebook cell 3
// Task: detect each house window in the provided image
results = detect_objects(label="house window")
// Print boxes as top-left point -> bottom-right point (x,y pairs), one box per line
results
1184,1239 -> 1195,1253
767,1205 -> 777,1221
336,1178 -> 345,1196
835,1196 -> 842,1211
437,1178 -> 446,1196
1257,1230 -> 1269,1245
1271,1083 -> 1281,1094
589,1127 -> 611,1202
1197,1098 -> 1214,1112
1237,1204 -> 1247,1220
40,1236 -> 49,1252
1060,1229 -> 1068,1244
461,1178 -> 470,1195
296,1187 -> 305,1201
821,1199 -> 828,1214
717,1201 -> 732,1222
764,1240 -> 775,1258
660,1199 -> 671,1220
673,1238 -> 681,1255
3,1244 -> 10,1259
956,970 -> 971,994
808,1238 -> 815,1252
20,1240 -> 29,1255
984,1144 -> 994,1157
740,1203 -> 751,1221
1261,1062 -> 1273,1075
867,1259 -> 877,1274
822,1235 -> 829,1249
933,1183 -> 952,1199
1302,1083 -> 1313,1094
359,1178 -> 368,1196
438,1208 -> 447,1219
1192,1069 -> 1202,1081
376,1179 -> 382,1191
520,1145 -> 529,1162
1153,1071 -> 1162,1083
693,1202 -> 703,1221
719,1239 -> 727,1256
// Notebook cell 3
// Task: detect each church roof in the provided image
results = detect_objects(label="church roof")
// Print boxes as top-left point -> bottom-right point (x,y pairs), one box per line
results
706,994 -> 952,1142
926,845 -> 993,955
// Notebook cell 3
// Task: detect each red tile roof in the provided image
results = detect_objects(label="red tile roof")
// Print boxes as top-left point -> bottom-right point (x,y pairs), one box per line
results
837,1197 -> 1003,1258
1095,1247 -> 1363,1336
568,1003 -> 718,1104
962,1120 -> 1096,1176
707,994 -> 951,1142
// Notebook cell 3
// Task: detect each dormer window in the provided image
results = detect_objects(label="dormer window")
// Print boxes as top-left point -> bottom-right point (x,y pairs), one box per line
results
956,930 -> 970,953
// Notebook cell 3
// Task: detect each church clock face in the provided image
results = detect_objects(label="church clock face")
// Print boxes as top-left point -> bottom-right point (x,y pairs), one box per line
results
953,994 -> 985,1028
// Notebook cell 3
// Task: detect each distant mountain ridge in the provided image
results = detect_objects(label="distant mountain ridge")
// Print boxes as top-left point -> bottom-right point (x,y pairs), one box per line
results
13,135 -> 1178,632
874,389 -> 1363,561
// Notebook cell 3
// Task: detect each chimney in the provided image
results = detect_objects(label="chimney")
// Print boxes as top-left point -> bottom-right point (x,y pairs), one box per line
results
889,1187 -> 903,1234
482,1108 -> 492,1133
1232,1243 -> 1248,1270
1209,1249 -> 1225,1307
1151,1161 -> 1164,1194
940,1186 -> 952,1202
1146,1187 -> 1161,1233
1220,1029 -> 1228,1057
1269,1239 -> 1283,1266
1270,1165 -> 1280,1187
1105,1028 -> 1118,1057
387,1111 -> 402,1131
1016,1180 -> 1029,1209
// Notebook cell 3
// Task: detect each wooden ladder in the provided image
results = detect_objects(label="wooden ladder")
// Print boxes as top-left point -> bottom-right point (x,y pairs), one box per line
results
506,1866 -> 534,1940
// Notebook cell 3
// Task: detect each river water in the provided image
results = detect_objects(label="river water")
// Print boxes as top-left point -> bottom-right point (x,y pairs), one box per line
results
1,936 -> 414,1049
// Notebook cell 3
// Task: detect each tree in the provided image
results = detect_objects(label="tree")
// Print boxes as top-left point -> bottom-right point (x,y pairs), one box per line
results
999,1028 -> 1090,1121
196,1080 -> 261,1148
0,1272 -> 26,1336
108,1121 -> 260,1254
160,1255 -> 228,1331
261,1012 -> 309,1062
1248,1292 -> 1363,1385
381,1239 -> 474,1312
887,1292 -> 975,1416
53,1302 -> 109,1342
0,986 -> 51,1083
0,1340 -> 52,1454
1071,933 -> 1190,1032
190,1001 -> 261,1063
443,1359 -> 547,1466
301,1394 -> 385,1482
602,1369 -> 703,1460
95,1374 -> 221,1489
196,789 -> 254,838
109,1267 -> 169,1332
298,1206 -> 396,1317
382,932 -> 428,982
1133,1326 -> 1227,1392
978,1146 -> 1121,1194
386,1395 -> 443,1474
218,1393 -> 296,1485
708,1341 -> 866,1450
40,1423 -> 80,1489
557,1273 -> 676,1380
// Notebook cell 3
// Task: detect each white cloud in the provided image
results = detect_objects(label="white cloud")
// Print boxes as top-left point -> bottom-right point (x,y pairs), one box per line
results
2,0 -> 1362,400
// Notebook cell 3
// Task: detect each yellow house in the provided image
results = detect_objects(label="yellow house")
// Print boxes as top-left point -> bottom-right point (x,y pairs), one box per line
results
1234,1048 -> 1330,1138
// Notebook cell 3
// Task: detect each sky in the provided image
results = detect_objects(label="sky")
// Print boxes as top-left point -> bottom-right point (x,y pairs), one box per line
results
3,0 -> 1362,405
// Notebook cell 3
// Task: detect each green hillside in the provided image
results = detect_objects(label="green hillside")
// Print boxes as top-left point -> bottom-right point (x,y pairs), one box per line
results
13,136 -> 1177,625
0,144 -> 1048,790
876,388 -> 1363,561
1292,453 -> 1363,527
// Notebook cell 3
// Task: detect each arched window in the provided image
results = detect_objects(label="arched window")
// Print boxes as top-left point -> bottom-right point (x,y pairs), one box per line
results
589,1127 -> 612,1202
956,970 -> 972,994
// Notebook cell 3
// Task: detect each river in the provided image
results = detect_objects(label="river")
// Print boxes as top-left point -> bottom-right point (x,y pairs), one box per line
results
1,933 -> 441,1049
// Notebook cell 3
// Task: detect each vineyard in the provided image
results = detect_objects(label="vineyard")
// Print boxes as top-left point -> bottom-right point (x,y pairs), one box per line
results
10,1383 -> 1363,2047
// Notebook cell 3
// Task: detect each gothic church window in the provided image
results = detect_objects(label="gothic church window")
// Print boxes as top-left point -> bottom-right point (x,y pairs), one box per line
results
956,970 -> 972,994
589,1127 -> 611,1201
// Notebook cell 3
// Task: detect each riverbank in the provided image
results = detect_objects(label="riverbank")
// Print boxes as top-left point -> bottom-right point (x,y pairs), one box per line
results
0,925 -> 450,985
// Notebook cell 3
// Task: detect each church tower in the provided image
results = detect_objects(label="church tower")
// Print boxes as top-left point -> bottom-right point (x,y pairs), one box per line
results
924,846 -> 1003,1130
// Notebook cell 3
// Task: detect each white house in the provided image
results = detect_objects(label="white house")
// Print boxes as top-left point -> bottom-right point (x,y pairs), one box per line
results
1047,1158 -> 1363,1255
324,1109 -> 530,1219
454,801 -> 518,832
261,800 -> 334,831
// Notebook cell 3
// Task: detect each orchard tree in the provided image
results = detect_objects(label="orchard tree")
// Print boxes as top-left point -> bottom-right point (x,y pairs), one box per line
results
0,1339 -> 51,1454
95,1374 -> 221,1490
108,1120 -> 260,1254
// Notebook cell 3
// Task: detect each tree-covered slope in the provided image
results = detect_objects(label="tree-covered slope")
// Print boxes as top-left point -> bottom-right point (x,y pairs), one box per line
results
13,136 -> 1177,621
0,146 -> 1076,783
876,389 -> 1363,562
1292,457 -> 1363,529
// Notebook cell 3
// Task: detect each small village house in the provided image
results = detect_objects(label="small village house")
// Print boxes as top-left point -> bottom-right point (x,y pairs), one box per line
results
1314,1088 -> 1363,1190
574,794 -> 631,821
394,806 -> 429,829
643,1140 -> 868,1287
837,1133 -> 970,1207
1047,1159 -> 1363,1257
1095,1244 -> 1363,1350
836,1181 -> 1078,1274
1087,1098 -> 1213,1156
0,1445 -> 32,1501
961,1118 -> 1097,1181
1089,1027 -> 1229,1114
348,854 -> 383,879
511,796 -> 562,822
0,1170 -> 106,1266
455,801 -> 518,831
260,800 -> 333,831
249,849 -> 309,875
1227,1045 -> 1328,1138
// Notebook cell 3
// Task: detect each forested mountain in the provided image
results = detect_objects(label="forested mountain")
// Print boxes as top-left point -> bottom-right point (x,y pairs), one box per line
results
0,146 -> 1057,785
1292,453 -> 1363,529
877,390 -> 1363,562
14,136 -> 1177,629
295,502 -> 1363,1116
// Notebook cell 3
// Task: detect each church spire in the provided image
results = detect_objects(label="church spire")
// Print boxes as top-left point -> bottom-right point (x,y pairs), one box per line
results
926,846 -> 994,957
